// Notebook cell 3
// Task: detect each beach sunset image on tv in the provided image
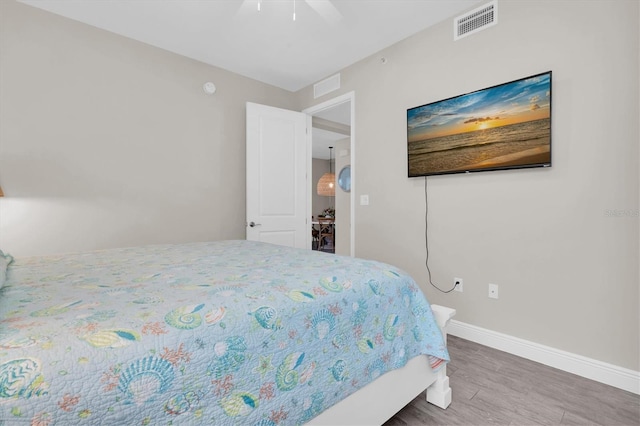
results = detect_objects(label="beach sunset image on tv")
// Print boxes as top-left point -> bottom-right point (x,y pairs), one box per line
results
407,71 -> 551,177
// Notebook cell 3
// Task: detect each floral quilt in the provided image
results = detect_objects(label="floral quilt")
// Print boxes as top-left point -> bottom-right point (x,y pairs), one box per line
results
0,240 -> 448,425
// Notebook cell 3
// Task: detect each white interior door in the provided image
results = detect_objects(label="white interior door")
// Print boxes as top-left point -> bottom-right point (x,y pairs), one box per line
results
246,102 -> 309,249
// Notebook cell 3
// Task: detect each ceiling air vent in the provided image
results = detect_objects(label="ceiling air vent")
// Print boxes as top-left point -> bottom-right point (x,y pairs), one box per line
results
314,73 -> 340,99
454,0 -> 497,41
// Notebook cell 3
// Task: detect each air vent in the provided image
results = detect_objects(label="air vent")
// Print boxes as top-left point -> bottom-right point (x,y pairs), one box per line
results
314,73 -> 340,99
454,0 -> 497,41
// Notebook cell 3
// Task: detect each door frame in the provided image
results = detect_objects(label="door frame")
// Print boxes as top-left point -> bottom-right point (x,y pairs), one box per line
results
303,91 -> 355,257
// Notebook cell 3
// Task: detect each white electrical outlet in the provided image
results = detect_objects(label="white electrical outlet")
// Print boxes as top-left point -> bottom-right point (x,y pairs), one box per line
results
454,277 -> 463,292
488,283 -> 499,299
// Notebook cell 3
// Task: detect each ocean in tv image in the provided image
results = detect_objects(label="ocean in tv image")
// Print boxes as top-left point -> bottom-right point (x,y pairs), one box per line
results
407,72 -> 551,176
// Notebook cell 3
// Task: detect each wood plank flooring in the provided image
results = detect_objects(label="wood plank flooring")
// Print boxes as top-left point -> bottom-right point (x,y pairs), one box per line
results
384,336 -> 640,426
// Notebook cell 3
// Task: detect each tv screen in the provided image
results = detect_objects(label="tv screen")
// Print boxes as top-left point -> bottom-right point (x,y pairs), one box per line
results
407,71 -> 551,177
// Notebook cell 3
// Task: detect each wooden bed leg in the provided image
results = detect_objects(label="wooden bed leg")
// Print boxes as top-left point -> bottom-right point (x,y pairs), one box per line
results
426,304 -> 456,409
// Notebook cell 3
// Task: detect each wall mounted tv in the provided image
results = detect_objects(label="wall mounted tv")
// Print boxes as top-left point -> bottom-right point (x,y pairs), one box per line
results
407,71 -> 551,177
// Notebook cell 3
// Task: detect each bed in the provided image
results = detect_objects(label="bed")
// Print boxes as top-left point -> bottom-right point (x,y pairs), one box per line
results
0,240 -> 453,425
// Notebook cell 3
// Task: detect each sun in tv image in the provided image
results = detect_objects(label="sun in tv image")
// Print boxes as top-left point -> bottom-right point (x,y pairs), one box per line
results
407,71 -> 551,177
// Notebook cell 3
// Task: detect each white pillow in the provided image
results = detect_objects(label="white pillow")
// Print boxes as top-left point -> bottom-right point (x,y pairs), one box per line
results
0,250 -> 14,289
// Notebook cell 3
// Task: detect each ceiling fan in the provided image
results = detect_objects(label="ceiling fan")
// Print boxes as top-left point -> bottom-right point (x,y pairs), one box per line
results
237,0 -> 342,24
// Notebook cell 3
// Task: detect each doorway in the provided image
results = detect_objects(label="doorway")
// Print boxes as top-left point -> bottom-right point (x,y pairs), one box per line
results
303,92 -> 355,257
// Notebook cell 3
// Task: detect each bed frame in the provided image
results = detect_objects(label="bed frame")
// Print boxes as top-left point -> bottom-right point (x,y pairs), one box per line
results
308,304 -> 456,425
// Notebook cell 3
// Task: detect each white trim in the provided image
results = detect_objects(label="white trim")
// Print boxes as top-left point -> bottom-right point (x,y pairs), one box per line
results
448,320 -> 640,395
303,91 -> 356,257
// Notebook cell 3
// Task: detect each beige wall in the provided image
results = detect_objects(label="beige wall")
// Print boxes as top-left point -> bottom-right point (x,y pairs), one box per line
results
0,0 -> 295,256
334,138 -> 351,256
298,0 -> 639,370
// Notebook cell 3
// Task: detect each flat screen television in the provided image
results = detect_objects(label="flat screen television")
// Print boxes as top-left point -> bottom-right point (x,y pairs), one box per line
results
407,71 -> 551,177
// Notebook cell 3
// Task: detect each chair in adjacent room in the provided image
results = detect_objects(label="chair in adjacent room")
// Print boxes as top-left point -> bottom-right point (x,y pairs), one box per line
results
311,226 -> 320,250
317,217 -> 335,253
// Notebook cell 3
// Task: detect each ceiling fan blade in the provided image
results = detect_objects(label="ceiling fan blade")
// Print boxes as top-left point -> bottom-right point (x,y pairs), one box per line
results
305,0 -> 343,25
235,0 -> 257,18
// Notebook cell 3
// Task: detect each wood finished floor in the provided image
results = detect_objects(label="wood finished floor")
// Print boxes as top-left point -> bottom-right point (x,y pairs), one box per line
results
383,336 -> 640,426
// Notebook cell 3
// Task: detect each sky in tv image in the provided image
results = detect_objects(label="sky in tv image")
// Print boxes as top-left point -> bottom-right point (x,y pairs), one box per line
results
407,72 -> 551,176
408,73 -> 551,142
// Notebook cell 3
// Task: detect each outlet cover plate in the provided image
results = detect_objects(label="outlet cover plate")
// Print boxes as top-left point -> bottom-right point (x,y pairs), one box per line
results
489,283 -> 499,299
454,277 -> 463,292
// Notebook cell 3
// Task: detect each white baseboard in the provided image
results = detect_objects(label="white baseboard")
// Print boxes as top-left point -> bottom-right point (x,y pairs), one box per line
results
447,320 -> 640,395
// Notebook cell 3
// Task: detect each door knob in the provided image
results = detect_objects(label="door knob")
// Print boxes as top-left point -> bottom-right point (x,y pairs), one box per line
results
248,221 -> 262,227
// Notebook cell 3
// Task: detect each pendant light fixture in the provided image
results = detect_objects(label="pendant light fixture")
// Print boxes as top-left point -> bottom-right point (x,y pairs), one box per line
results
317,146 -> 335,196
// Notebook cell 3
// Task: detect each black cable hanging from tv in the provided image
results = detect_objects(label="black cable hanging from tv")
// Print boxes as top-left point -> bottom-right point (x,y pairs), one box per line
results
424,176 -> 457,293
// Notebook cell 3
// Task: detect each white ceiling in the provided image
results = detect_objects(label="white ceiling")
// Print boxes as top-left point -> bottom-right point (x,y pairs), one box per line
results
312,127 -> 346,159
312,101 -> 351,159
18,0 -> 482,92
